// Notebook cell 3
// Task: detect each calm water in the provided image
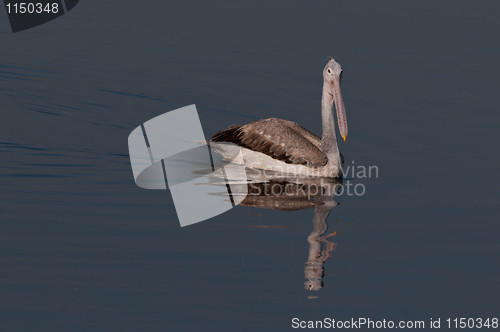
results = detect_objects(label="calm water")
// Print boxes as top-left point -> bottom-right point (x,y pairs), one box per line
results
1,1 -> 500,331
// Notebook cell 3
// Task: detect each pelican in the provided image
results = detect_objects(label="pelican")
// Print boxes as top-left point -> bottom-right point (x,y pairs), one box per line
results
211,57 -> 348,178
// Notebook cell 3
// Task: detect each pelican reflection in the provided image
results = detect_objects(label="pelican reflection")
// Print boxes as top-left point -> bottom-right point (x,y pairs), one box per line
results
233,176 -> 342,291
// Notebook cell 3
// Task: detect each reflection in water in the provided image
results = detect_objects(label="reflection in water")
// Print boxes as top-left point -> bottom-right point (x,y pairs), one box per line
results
234,176 -> 341,292
304,201 -> 338,291
166,152 -> 343,291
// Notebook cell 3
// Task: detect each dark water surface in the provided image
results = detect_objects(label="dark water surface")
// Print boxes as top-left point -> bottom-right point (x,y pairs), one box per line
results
1,1 -> 500,331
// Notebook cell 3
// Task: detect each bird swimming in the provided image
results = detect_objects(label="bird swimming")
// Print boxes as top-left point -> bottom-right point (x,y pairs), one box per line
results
211,57 -> 348,178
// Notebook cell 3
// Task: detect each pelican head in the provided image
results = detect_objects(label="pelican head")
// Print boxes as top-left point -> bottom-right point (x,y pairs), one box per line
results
323,57 -> 348,142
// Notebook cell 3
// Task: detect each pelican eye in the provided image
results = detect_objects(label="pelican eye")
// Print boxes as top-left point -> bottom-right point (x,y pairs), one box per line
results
327,68 -> 332,74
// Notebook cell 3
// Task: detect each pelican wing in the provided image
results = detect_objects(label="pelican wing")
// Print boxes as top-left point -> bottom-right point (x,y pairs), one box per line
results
275,119 -> 323,151
211,118 -> 327,167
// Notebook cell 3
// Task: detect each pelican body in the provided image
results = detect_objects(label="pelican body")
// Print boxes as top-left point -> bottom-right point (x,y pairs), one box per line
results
212,58 -> 348,178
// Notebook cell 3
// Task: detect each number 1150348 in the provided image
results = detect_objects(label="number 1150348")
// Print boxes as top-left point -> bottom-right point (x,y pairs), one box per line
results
446,318 -> 498,329
5,2 -> 59,14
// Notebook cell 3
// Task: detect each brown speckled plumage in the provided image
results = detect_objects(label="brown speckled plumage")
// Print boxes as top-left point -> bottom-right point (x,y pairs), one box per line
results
212,118 -> 328,167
